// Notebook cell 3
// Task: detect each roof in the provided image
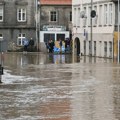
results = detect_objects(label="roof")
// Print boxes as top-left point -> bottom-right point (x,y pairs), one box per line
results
40,0 -> 72,5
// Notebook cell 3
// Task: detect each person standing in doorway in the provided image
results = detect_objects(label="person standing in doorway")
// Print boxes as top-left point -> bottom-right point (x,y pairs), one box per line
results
51,40 -> 55,53
48,40 -> 52,53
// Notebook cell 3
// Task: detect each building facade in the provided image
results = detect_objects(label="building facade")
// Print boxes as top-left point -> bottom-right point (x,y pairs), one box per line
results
0,0 -> 36,51
39,0 -> 72,52
72,0 -> 117,58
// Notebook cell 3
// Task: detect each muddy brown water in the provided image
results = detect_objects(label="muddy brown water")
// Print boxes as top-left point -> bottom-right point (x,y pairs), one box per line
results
0,52 -> 120,120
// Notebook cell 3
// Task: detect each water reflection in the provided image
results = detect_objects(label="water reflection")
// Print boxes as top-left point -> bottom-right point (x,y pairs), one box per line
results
2,53 -> 114,66
3,53 -> 80,66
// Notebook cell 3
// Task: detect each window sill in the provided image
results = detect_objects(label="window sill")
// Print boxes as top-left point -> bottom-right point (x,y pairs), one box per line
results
17,21 -> 27,22
108,24 -> 112,26
99,25 -> 102,27
104,25 -> 108,27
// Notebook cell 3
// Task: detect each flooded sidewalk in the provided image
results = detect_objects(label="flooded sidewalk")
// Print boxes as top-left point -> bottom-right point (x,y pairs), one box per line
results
0,52 -> 120,120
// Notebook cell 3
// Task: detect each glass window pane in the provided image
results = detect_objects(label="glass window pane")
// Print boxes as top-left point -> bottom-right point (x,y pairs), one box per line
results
17,8 -> 26,22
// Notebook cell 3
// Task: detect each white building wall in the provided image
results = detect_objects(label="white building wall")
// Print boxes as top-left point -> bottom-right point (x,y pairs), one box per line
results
72,0 -> 115,58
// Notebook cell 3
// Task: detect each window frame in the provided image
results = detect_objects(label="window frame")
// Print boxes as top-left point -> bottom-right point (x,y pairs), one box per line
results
77,7 -> 80,26
0,6 -> 3,22
0,33 -> 3,41
99,5 -> 103,25
17,8 -> 26,22
17,33 -> 26,46
104,4 -> 108,25
93,5 -> 97,26
109,4 -> 113,25
69,11 -> 72,22
50,11 -> 57,22
88,6 -> 91,26
83,6 -> 87,27
73,8 -> 77,26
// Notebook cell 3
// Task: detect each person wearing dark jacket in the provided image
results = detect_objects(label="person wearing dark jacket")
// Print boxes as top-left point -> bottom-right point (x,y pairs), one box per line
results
59,39 -> 62,53
51,40 -> 55,53
28,38 -> 34,52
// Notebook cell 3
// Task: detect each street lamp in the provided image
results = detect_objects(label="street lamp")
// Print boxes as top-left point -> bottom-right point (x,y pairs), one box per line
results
90,0 -> 96,56
118,0 -> 120,63
90,0 -> 93,56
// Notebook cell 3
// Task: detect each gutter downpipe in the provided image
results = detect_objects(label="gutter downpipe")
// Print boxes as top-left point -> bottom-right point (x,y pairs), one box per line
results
118,0 -> 120,63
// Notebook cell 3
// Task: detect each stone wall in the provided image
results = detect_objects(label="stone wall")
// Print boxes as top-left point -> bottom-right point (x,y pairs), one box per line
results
0,0 -> 36,51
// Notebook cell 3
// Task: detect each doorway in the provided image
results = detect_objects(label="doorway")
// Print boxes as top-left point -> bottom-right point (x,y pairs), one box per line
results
75,37 -> 80,56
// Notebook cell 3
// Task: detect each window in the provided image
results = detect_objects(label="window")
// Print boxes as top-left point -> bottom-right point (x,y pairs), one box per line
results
50,11 -> 57,22
104,41 -> 107,56
0,6 -> 3,21
84,41 -> 86,55
83,7 -> 87,26
70,11 -> 72,21
0,34 -> 3,41
109,41 -> 112,52
89,41 -> 91,54
77,8 -> 80,26
99,5 -> 103,25
88,6 -> 91,26
44,34 -> 55,42
94,41 -> 96,55
109,41 -> 112,57
104,4 -> 108,25
17,8 -> 26,22
17,33 -> 26,46
109,4 -> 113,25
74,8 -> 76,26
93,6 -> 97,26
104,41 -> 107,51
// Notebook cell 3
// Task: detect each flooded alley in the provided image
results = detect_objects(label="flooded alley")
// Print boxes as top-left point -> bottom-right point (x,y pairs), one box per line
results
0,52 -> 120,120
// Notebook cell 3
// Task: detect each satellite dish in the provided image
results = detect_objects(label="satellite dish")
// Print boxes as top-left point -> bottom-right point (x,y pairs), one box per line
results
80,11 -> 86,18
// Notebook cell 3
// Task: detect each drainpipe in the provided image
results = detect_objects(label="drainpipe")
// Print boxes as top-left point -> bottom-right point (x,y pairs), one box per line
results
35,0 -> 39,51
0,41 -> 4,83
38,0 -> 40,51
118,0 -> 120,63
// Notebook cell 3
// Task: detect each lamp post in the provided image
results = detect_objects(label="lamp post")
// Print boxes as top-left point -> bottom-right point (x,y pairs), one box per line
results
90,0 -> 93,56
118,0 -> 120,63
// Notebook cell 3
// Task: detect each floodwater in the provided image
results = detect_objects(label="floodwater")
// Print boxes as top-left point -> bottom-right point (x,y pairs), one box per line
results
0,52 -> 120,120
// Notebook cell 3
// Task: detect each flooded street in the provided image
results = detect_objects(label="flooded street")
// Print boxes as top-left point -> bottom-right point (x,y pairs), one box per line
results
0,52 -> 120,120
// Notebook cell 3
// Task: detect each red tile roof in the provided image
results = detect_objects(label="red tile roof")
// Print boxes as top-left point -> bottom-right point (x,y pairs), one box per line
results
40,0 -> 72,5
